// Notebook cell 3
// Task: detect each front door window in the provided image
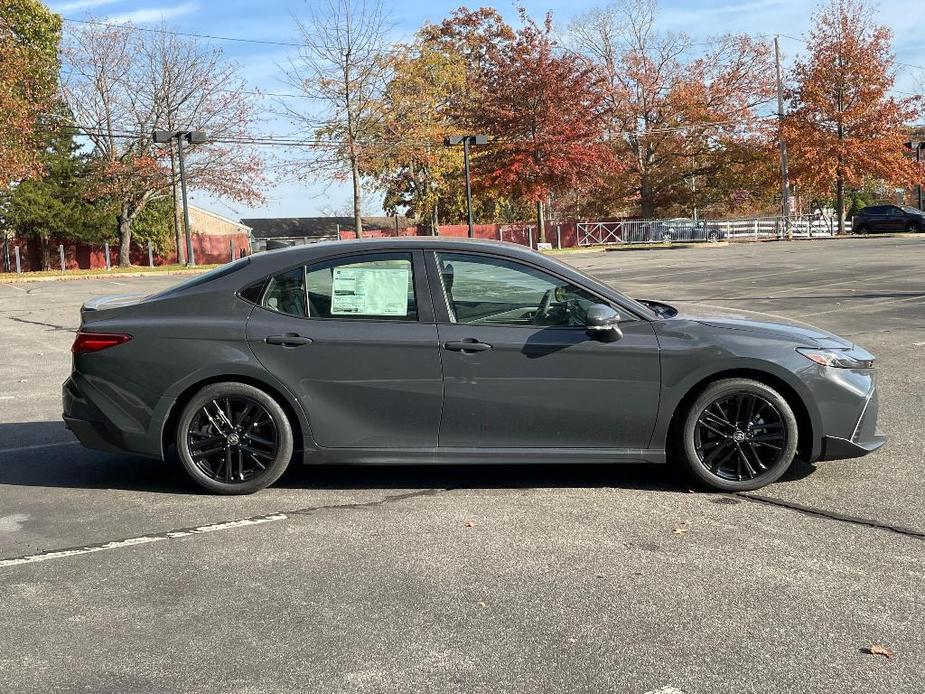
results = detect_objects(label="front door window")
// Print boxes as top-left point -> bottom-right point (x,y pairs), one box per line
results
435,253 -> 607,327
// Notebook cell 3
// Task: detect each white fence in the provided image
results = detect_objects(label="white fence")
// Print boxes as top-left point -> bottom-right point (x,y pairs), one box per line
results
577,215 -> 849,246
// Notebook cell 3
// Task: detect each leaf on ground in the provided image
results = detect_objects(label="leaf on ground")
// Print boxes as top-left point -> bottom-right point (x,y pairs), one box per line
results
864,644 -> 894,659
464,521 -> 475,528
672,523 -> 689,534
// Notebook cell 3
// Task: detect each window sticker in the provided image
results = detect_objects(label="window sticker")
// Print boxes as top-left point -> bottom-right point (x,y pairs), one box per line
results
330,266 -> 410,316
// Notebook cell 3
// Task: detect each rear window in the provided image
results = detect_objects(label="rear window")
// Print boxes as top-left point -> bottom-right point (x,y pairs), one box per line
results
147,258 -> 251,300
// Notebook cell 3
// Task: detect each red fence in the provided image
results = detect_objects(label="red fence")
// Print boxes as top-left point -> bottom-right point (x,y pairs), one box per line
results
1,232 -> 251,272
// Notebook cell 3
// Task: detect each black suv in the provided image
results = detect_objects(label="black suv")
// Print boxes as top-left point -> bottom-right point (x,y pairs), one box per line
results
853,205 -> 924,233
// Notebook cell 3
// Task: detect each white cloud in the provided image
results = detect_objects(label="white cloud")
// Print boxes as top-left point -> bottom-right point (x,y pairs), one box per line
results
106,2 -> 198,24
51,0 -> 123,12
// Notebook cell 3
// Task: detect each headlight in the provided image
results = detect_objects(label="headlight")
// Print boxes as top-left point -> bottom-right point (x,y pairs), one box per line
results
796,347 -> 874,369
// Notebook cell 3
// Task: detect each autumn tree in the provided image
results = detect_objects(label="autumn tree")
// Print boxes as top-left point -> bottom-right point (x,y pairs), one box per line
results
568,0 -> 775,218
0,0 -> 61,188
784,0 -> 920,232
365,44 -> 466,232
466,11 -> 613,241
283,0 -> 392,238
62,20 -> 266,265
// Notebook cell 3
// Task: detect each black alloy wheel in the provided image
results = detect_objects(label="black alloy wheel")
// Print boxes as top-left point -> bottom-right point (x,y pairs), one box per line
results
856,223 -> 871,234
906,221 -> 922,233
176,382 -> 294,494
680,378 -> 798,491
693,392 -> 786,481
188,396 -> 278,483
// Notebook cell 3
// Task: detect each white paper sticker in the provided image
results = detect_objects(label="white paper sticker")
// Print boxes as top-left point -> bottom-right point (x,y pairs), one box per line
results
330,266 -> 410,316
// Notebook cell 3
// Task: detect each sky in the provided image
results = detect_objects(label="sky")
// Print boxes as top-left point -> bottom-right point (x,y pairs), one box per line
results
50,0 -> 925,222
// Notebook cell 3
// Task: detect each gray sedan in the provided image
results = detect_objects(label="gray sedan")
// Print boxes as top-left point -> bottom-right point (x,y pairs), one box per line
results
63,238 -> 884,494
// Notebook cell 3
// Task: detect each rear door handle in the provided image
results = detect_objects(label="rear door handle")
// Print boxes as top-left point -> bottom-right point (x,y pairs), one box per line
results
265,333 -> 313,347
444,339 -> 492,353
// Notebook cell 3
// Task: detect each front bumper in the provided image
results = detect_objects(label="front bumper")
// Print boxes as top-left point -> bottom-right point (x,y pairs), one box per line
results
815,376 -> 885,461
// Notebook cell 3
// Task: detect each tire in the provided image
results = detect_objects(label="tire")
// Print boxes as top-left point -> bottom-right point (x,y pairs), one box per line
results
662,231 -> 672,244
707,231 -> 720,243
679,378 -> 798,491
175,382 -> 294,494
905,221 -> 921,233
856,224 -> 871,234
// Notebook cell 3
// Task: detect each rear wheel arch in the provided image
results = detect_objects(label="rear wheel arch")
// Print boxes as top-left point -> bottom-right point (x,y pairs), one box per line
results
666,368 -> 815,462
161,374 -> 307,460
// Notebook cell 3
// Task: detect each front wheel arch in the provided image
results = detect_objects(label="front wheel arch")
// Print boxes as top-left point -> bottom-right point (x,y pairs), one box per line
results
666,368 -> 814,463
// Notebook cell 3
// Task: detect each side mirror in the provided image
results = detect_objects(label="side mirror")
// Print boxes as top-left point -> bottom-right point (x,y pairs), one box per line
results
585,304 -> 623,341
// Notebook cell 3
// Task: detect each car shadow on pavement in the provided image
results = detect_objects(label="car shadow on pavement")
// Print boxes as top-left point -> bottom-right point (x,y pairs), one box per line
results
0,420 -> 816,495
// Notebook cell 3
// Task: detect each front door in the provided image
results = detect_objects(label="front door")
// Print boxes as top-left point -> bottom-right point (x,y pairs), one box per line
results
429,252 -> 661,449
246,250 -> 443,449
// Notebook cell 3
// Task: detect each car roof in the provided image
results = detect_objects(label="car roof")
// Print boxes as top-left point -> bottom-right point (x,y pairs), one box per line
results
257,236 -> 543,261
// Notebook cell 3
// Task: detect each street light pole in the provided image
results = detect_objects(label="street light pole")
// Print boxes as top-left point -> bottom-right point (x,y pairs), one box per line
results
445,135 -> 488,238
906,140 -> 923,211
175,133 -> 195,266
153,129 -> 207,266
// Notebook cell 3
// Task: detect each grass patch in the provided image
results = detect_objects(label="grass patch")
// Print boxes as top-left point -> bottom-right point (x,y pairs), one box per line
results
0,263 -> 220,283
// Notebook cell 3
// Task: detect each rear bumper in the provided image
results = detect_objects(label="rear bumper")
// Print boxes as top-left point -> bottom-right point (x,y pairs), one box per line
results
62,374 -> 165,459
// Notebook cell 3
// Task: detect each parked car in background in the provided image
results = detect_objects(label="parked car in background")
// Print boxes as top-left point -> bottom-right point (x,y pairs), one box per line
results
853,205 -> 925,233
64,238 -> 883,495
646,218 -> 723,243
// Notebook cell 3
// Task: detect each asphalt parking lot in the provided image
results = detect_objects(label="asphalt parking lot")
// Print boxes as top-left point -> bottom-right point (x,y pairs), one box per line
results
1,237 -> 923,693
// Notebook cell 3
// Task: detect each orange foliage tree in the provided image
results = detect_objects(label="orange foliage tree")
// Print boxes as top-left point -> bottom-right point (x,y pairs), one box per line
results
784,0 -> 921,232
0,1 -> 61,188
466,12 -> 615,241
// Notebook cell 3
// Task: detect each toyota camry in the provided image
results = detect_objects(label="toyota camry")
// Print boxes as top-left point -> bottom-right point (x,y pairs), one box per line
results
63,238 -> 884,494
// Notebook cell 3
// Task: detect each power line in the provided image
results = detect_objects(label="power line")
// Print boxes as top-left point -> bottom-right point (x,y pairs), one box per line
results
62,16 -> 304,48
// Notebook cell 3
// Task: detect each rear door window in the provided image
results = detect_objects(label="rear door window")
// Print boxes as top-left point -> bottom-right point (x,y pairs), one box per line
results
306,253 -> 417,320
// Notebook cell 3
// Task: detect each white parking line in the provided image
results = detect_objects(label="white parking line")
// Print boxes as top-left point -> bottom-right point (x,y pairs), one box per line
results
0,512 -> 288,568
0,440 -> 79,455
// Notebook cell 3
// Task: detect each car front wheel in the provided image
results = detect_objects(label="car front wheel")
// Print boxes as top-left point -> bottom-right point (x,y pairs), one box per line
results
906,221 -> 922,233
680,378 -> 798,491
176,382 -> 294,494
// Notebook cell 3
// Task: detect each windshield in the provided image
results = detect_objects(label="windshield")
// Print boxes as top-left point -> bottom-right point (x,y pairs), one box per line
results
147,257 -> 251,300
901,206 -> 923,214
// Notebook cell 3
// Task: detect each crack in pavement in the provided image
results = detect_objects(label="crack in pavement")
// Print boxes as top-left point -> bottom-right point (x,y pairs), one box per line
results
735,492 -> 925,540
0,487 -> 449,569
7,316 -> 76,332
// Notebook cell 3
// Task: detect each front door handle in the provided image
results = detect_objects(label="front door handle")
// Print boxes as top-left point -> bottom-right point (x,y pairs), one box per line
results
444,339 -> 492,353
265,333 -> 313,347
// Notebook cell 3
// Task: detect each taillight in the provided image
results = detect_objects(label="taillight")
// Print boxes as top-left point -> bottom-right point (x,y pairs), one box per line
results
71,332 -> 132,354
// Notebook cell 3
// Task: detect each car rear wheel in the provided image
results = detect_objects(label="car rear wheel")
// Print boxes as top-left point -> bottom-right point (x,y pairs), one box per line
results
707,231 -> 720,243
856,223 -> 871,234
906,221 -> 921,233
176,382 -> 294,494
680,378 -> 798,491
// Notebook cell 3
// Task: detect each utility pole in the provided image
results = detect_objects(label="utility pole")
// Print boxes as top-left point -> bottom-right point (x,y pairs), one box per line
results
153,129 -> 207,266
905,140 -> 924,210
774,36 -> 792,240
168,141 -> 183,264
444,135 -> 488,238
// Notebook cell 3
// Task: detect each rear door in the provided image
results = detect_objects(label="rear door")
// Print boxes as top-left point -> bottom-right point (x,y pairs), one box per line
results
428,251 -> 661,450
245,250 -> 443,449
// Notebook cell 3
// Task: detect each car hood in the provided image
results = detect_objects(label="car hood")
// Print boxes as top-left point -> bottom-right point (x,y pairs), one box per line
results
649,300 -> 853,348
